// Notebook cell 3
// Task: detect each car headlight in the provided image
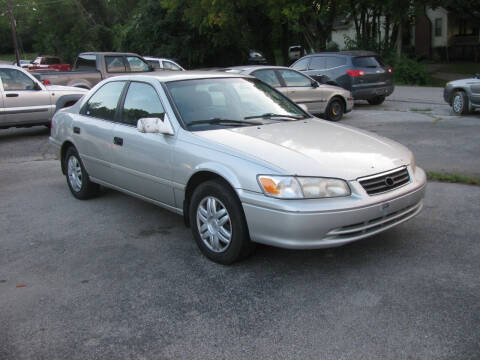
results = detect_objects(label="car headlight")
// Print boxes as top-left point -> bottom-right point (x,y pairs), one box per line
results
258,175 -> 350,199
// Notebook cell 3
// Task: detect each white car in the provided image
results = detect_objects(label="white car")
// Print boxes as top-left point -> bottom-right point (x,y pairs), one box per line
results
144,57 -> 185,71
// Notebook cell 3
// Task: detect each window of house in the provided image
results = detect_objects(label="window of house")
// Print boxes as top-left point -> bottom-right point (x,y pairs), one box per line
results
435,18 -> 442,37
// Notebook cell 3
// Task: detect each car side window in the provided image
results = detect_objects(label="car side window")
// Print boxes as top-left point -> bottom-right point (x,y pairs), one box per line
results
253,69 -> 281,87
0,68 -> 35,91
309,56 -> 326,70
121,82 -> 165,126
126,56 -> 150,72
146,60 -> 161,70
105,56 -> 126,73
277,69 -> 311,87
291,58 -> 309,71
326,56 -> 346,69
83,81 -> 126,121
163,61 -> 182,71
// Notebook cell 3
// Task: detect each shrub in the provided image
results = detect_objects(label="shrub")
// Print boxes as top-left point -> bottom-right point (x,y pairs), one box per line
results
385,55 -> 429,86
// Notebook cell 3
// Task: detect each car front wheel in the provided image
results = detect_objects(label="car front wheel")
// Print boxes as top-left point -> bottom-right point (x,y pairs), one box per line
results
189,179 -> 254,264
452,90 -> 469,115
325,98 -> 344,121
64,147 -> 99,200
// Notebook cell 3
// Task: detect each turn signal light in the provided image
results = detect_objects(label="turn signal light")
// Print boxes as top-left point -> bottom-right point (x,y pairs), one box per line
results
346,70 -> 365,77
259,177 -> 280,195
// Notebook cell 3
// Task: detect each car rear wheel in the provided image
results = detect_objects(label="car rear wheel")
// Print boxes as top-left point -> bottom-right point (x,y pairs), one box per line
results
325,98 -> 344,121
452,90 -> 469,115
367,96 -> 385,105
64,147 -> 99,200
189,179 -> 254,264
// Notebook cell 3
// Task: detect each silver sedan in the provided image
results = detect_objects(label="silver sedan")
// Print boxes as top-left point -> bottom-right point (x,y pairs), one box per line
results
223,65 -> 354,121
50,71 -> 426,264
0,65 -> 87,129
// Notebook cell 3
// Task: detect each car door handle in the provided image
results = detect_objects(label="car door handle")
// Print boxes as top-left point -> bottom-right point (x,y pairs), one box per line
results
113,137 -> 123,146
6,93 -> 19,97
73,126 -> 81,134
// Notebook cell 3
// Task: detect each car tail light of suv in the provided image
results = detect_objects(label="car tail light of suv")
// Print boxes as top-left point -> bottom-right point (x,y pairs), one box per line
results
346,70 -> 365,77
388,67 -> 393,73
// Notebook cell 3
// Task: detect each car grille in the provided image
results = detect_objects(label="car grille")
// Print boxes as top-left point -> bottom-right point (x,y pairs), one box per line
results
324,201 -> 423,242
359,167 -> 410,195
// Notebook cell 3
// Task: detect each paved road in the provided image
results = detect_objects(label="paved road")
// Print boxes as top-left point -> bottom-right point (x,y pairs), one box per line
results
1,159 -> 479,359
1,86 -> 479,359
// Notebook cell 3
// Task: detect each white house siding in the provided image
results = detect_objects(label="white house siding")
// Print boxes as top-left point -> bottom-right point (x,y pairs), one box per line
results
426,7 -> 448,48
331,26 -> 357,49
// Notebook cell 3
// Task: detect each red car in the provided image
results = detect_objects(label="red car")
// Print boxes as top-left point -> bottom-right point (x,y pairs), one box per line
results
28,56 -> 71,72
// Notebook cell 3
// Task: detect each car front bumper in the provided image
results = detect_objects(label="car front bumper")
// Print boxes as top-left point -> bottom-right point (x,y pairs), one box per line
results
239,166 -> 426,249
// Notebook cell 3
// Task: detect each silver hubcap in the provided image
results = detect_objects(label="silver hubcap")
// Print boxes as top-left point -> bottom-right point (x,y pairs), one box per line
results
196,196 -> 232,253
453,94 -> 463,113
67,155 -> 83,192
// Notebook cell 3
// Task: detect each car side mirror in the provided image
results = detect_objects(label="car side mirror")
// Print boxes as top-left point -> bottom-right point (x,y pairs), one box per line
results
137,114 -> 174,135
311,81 -> 319,88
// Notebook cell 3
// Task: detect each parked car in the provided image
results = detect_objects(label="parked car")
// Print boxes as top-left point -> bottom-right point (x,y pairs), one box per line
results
50,71 -> 425,264
291,51 -> 394,105
33,52 -> 157,90
27,56 -> 71,72
248,50 -> 268,65
288,45 -> 304,61
144,57 -> 185,71
443,74 -> 480,114
0,65 -> 87,129
223,65 -> 353,121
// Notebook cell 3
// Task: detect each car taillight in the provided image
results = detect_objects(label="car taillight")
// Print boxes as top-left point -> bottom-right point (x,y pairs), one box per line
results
346,70 -> 365,77
388,67 -> 393,73
42,80 -> 51,85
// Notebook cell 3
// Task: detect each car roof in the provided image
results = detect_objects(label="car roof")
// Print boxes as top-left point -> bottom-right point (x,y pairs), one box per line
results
109,70 -> 250,83
79,52 -> 141,57
224,65 -> 289,73
144,57 -> 177,62
304,50 -> 378,57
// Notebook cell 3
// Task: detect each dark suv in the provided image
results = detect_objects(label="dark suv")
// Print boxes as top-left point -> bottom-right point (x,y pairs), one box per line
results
290,51 -> 394,105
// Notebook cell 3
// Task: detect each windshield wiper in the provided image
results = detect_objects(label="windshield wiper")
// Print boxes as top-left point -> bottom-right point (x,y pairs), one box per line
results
187,118 -> 263,128
244,113 -> 305,120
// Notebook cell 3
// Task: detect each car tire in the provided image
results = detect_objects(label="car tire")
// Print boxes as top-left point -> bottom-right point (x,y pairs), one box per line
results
64,146 -> 99,200
325,98 -> 344,121
451,90 -> 469,115
189,179 -> 255,264
367,96 -> 386,105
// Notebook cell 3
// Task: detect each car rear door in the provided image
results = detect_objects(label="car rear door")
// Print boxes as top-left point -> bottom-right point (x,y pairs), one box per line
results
351,56 -> 393,94
0,80 -> 5,126
110,80 -> 176,206
74,80 -> 127,183
276,69 -> 327,113
0,67 -> 53,125
469,79 -> 480,105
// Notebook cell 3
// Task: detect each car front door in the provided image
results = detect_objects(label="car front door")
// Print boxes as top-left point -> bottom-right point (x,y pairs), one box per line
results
74,80 -> 127,183
110,80 -> 175,206
277,69 -> 327,113
0,67 -> 53,125
0,81 -> 4,126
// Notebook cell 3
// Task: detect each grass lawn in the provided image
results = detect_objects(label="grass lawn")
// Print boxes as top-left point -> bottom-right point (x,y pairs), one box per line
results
435,62 -> 479,75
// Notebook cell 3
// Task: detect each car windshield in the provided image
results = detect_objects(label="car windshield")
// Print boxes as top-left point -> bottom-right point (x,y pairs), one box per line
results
165,77 -> 307,130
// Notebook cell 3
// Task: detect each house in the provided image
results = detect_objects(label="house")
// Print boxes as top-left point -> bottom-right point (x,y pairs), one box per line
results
330,7 -> 480,61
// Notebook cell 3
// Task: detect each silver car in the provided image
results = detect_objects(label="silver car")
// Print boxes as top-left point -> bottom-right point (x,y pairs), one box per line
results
224,65 -> 353,121
443,74 -> 480,114
0,65 -> 87,129
50,71 -> 426,264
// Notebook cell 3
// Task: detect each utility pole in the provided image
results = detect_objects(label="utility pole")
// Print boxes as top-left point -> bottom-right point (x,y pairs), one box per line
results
7,0 -> 21,66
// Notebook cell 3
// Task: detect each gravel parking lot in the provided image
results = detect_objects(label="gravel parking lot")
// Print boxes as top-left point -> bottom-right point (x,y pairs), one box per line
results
1,87 -> 479,359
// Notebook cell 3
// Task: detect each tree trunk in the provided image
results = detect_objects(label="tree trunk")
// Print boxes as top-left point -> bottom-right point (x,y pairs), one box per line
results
396,21 -> 402,57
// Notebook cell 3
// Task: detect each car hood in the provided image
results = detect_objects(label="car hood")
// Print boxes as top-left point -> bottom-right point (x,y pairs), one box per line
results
194,119 -> 412,180
46,85 -> 88,93
447,78 -> 480,87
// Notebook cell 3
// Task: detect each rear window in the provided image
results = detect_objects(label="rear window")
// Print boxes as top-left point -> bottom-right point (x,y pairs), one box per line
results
326,56 -> 346,68
352,56 -> 385,68
75,55 -> 96,70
